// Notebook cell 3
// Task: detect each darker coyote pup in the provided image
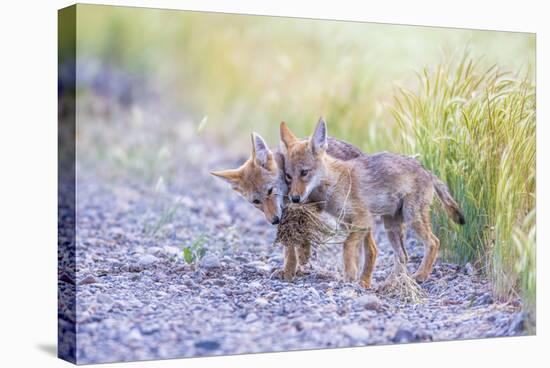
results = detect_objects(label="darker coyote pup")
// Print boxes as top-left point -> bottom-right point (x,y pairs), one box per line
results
280,118 -> 465,287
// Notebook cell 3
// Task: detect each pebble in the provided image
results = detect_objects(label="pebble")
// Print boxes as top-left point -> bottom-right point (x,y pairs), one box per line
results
200,254 -> 221,269
354,294 -> 382,311
342,324 -> 371,341
163,245 -> 181,257
96,293 -> 114,305
245,313 -> 259,323
127,328 -> 143,341
249,281 -> 262,289
245,261 -> 271,274
147,246 -> 163,254
140,322 -> 160,335
465,263 -> 475,276
78,274 -> 98,285
137,254 -> 158,267
339,288 -> 357,299
254,297 -> 269,306
194,340 -> 220,351
392,328 -> 415,343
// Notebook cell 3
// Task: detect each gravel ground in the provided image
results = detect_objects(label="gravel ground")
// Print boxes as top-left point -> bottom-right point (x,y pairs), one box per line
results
58,69 -> 527,364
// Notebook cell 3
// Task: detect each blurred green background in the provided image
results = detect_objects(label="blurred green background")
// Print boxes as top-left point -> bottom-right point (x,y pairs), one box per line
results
70,5 -> 536,328
74,5 -> 534,153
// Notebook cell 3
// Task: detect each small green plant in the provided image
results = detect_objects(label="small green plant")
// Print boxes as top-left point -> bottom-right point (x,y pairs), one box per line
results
182,233 -> 208,264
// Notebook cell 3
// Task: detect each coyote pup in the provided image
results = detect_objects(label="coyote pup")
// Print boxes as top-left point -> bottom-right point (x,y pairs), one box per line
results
280,118 -> 465,287
211,131 -> 362,280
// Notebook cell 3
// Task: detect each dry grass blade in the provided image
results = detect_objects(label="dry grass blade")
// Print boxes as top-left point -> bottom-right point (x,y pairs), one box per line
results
378,263 -> 427,304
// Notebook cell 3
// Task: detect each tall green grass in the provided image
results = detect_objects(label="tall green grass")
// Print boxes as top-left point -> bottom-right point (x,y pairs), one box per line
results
392,55 -> 535,321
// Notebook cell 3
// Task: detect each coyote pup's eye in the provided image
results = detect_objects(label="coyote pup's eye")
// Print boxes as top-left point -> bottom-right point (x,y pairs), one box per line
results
252,199 -> 261,205
267,187 -> 273,196
285,173 -> 292,181
300,169 -> 309,177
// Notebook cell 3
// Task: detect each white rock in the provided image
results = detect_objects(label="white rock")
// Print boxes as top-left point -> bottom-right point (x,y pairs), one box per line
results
254,297 -> 269,306
246,261 -> 271,274
354,294 -> 382,311
342,324 -> 371,341
147,246 -> 162,254
200,255 -> 221,269
245,313 -> 259,323
339,288 -> 357,299
138,254 -> 158,266
127,328 -> 143,341
163,245 -> 181,257
249,281 -> 262,289
96,293 -> 114,305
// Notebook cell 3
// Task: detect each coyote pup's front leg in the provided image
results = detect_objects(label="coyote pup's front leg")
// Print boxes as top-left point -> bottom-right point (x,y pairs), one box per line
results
359,230 -> 377,288
282,243 -> 298,281
296,242 -> 314,276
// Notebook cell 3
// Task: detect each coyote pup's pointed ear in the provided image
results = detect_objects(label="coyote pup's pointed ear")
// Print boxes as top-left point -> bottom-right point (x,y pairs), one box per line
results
210,168 -> 242,187
310,117 -> 328,155
280,121 -> 297,148
251,132 -> 272,168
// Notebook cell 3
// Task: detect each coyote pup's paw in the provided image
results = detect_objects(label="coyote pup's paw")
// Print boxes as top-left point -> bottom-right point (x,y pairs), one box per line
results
296,263 -> 313,276
359,278 -> 372,289
270,268 -> 295,282
342,266 -> 359,283
269,268 -> 284,279
412,271 -> 429,283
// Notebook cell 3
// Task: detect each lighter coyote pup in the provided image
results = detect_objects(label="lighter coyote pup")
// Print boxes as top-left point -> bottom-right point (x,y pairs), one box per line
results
280,118 -> 465,287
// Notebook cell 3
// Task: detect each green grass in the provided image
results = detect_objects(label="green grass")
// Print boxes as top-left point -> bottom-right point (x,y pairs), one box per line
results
183,233 -> 208,265
392,55 -> 535,324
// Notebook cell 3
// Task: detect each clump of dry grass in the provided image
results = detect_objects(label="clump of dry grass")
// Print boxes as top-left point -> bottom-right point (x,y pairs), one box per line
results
378,263 -> 427,304
274,202 -> 337,248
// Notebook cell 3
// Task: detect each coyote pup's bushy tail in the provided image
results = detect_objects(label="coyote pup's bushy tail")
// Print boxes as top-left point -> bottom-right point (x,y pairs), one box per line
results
431,174 -> 466,225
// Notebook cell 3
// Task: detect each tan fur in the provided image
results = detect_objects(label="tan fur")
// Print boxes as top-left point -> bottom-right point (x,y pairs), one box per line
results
280,118 -> 465,286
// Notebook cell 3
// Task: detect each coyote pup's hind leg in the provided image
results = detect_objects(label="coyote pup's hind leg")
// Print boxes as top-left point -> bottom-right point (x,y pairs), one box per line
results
359,230 -> 377,288
408,207 -> 440,282
382,213 -> 408,269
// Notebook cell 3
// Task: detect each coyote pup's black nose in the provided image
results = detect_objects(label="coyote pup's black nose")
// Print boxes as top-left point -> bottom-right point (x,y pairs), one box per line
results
271,215 -> 280,225
291,195 -> 300,203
